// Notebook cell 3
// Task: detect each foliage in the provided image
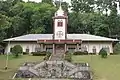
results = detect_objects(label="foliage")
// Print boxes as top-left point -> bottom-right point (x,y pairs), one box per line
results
64,51 -> 72,62
113,43 -> 120,54
12,45 -> 23,57
31,51 -> 47,56
99,48 -> 108,58
44,51 -> 52,60
0,0 -> 120,41
23,52 -> 29,55
73,51 -> 88,55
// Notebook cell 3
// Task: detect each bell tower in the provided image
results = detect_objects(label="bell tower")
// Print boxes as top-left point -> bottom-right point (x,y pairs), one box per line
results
53,3 -> 68,40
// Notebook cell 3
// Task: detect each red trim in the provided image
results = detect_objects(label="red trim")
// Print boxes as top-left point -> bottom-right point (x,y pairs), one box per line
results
37,39 -> 82,44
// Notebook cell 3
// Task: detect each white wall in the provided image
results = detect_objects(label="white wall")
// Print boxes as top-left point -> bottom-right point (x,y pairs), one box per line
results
81,41 -> 113,54
4,42 -> 40,54
54,19 -> 66,40
4,41 -> 114,55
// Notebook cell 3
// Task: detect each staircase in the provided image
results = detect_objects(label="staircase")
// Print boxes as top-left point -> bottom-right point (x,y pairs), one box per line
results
49,52 -> 64,61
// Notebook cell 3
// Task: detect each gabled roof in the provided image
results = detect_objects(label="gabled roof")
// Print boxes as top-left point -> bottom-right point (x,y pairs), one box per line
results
3,34 -> 118,42
67,34 -> 118,41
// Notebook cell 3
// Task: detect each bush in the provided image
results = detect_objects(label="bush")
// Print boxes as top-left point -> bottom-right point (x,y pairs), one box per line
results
113,43 -> 120,55
31,51 -> 46,56
99,48 -> 107,58
44,52 -> 52,60
89,53 -> 96,55
64,51 -> 72,62
12,45 -> 23,57
73,51 -> 88,55
23,52 -> 29,55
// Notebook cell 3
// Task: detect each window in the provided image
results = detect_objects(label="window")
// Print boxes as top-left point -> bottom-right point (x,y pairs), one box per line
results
81,46 -> 87,52
57,20 -> 63,27
104,46 -> 110,54
35,46 -> 41,52
92,46 -> 96,53
26,46 -> 29,53
46,48 -> 53,53
68,48 -> 75,53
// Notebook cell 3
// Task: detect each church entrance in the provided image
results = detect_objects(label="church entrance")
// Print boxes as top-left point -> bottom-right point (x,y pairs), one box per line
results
55,44 -> 65,54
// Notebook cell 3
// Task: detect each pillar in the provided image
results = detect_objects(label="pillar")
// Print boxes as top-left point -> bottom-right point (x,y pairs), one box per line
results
41,43 -> 44,51
53,43 -> 55,54
77,43 -> 79,51
65,43 -> 67,52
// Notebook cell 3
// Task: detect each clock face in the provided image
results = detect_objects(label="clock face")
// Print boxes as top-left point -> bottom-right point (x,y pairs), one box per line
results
56,31 -> 63,38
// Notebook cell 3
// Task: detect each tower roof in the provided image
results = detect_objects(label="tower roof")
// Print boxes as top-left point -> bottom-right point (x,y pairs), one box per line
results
55,3 -> 65,17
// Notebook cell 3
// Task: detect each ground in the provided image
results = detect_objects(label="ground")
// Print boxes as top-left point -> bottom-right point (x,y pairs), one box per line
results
72,55 -> 120,80
0,55 -> 44,79
0,55 -> 120,80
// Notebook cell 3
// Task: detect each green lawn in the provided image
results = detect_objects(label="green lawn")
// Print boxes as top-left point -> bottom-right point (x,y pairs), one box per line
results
0,55 -> 120,80
0,55 -> 44,79
72,55 -> 120,80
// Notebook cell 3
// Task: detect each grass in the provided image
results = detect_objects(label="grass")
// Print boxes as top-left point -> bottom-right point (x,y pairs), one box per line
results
0,55 -> 44,80
72,55 -> 120,80
0,55 -> 120,80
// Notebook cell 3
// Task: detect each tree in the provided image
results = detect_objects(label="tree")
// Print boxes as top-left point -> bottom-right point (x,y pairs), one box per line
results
12,45 -> 23,57
99,48 -> 108,58
54,0 -> 69,12
113,43 -> 120,54
42,0 -> 53,5
0,14 -> 11,41
71,0 -> 94,13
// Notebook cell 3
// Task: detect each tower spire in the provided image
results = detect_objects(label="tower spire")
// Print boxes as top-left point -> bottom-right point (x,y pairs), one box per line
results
59,0 -> 62,10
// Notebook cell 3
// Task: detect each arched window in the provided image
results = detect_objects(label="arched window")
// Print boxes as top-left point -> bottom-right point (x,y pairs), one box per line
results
84,46 -> 87,51
92,46 -> 96,53
57,20 -> 63,27
35,45 -> 41,52
26,46 -> 29,53
81,46 -> 87,52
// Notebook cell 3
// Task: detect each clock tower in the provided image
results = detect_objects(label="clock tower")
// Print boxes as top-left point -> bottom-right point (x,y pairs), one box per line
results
53,5 -> 68,40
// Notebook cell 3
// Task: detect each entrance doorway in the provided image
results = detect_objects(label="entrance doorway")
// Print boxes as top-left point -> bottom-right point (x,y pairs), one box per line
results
55,44 -> 65,54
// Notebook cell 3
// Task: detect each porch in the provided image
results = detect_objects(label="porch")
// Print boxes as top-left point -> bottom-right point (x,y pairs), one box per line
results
37,39 -> 82,54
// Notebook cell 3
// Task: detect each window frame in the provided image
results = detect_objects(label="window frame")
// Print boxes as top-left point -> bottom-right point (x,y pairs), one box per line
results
57,20 -> 63,27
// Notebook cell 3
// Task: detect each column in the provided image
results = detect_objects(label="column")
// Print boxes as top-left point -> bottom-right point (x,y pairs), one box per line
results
77,43 -> 79,51
53,43 -> 55,54
65,43 -> 67,52
41,43 -> 43,51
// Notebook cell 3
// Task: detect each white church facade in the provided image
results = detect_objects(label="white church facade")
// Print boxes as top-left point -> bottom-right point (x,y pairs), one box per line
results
3,6 -> 118,55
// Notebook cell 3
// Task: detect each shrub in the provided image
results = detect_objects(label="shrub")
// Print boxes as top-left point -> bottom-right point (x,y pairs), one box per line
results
113,43 -> 120,55
64,51 -> 72,62
89,53 -> 96,55
99,48 -> 107,58
12,45 -> 23,57
73,51 -> 88,55
31,51 -> 46,56
44,52 -> 52,60
23,52 -> 29,55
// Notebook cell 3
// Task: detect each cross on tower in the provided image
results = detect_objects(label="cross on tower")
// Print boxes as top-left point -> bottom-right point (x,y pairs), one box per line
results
59,0 -> 63,7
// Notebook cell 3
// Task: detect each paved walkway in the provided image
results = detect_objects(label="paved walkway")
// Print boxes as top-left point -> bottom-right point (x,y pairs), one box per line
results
49,53 -> 64,61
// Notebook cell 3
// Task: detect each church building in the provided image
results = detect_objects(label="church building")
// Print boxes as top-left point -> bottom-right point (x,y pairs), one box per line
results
3,5 -> 118,55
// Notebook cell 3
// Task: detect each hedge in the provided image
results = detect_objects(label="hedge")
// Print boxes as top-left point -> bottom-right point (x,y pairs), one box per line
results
64,51 -> 72,62
73,51 -> 88,55
31,51 -> 47,56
